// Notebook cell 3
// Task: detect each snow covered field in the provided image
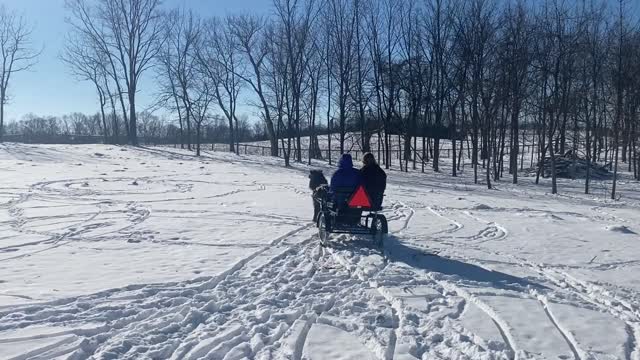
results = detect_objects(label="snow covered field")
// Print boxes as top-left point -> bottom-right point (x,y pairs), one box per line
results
1,142 -> 639,359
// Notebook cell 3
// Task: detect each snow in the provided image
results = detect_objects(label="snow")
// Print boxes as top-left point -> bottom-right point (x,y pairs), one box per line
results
302,323 -> 377,360
1,142 -> 640,359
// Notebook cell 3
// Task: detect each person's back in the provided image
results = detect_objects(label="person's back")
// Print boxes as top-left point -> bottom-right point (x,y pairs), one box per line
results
330,154 -> 361,194
360,153 -> 386,210
330,153 -> 362,224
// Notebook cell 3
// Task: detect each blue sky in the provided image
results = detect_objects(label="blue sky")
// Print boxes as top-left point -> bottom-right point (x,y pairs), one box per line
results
3,0 -> 639,123
2,0 -> 270,123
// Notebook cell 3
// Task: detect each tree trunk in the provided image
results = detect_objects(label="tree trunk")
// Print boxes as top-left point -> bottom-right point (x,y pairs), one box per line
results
520,130 -> 525,171
186,111 -> 192,151
612,135 -> 619,200
433,138 -> 440,172
99,101 -> 109,144
228,118 -> 236,153
129,87 -> 138,146
511,102 -> 520,184
549,124 -> 557,194
446,102 -> 456,177
196,123 -> 201,156
585,101 -> 592,194
384,131 -> 390,169
0,89 -> 5,142
422,137 -> 426,173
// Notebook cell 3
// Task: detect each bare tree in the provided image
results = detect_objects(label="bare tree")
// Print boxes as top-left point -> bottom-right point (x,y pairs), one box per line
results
326,0 -> 356,155
352,0 -> 372,154
264,23 -> 292,165
62,34 -> 111,143
365,0 -> 388,167
199,16 -> 242,154
156,28 -> 186,148
304,29 -> 326,164
192,68 -> 215,156
158,9 -> 201,151
0,5 -> 40,141
66,0 -> 164,146
230,15 -> 279,156
274,0 -> 317,163
501,1 -> 531,184
611,0 -> 629,199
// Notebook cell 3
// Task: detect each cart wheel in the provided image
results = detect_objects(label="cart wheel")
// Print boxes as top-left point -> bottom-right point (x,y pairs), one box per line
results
318,212 -> 330,247
371,215 -> 388,247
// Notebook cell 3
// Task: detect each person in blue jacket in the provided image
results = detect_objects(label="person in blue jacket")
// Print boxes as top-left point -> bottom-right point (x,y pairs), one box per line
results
329,154 -> 363,225
330,153 -> 361,194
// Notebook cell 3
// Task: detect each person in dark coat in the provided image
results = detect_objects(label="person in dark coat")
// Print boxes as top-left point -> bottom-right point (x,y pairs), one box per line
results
360,152 -> 386,210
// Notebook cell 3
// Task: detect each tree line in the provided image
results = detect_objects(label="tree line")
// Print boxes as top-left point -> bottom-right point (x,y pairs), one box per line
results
3,111 -> 264,145
1,0 -> 639,198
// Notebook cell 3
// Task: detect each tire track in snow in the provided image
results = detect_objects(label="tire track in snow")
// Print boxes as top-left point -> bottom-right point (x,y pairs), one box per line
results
403,203 -> 550,359
624,324 -> 639,360
3,173 -> 266,258
329,239 -> 515,359
290,315 -> 316,360
324,201 -> 515,359
463,233 -> 640,359
395,201 -> 415,232
1,225 -> 395,359
425,272 -> 518,360
492,319 -> 515,359
0,227 -> 317,358
462,210 -> 509,243
482,248 -> 638,360
415,204 -> 517,351
427,205 -> 464,235
537,295 -> 582,360
438,206 -> 639,359
1,202 -> 108,262
533,267 -> 640,360
320,202 -> 404,359
0,224 -> 315,315
319,243 -> 399,359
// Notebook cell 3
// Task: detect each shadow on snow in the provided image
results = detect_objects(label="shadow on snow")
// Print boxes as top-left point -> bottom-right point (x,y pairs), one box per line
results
331,234 -> 548,293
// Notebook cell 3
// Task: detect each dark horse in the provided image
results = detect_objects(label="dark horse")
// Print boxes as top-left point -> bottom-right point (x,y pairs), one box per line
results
309,170 -> 328,222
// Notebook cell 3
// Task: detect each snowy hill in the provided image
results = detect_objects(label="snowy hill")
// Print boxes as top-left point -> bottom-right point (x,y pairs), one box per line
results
1,143 -> 639,359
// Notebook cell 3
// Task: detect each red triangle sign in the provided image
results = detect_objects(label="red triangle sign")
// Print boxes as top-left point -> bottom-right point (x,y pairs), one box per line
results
348,185 -> 372,209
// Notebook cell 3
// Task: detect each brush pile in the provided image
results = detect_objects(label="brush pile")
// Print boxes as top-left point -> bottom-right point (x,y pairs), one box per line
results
534,150 -> 611,180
